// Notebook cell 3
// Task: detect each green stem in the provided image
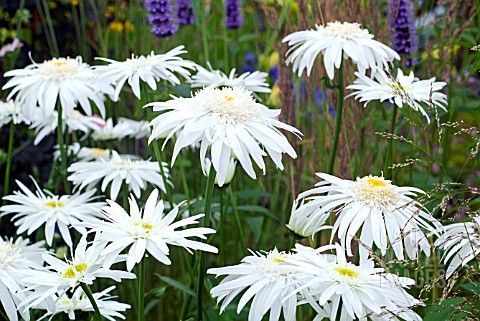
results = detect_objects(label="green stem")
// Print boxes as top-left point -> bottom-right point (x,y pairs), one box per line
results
200,3 -> 209,63
289,236 -> 295,250
178,154 -> 191,207
327,61 -> 345,174
196,169 -> 216,321
227,186 -> 246,250
2,122 -> 15,205
384,104 -> 398,179
57,104 -> 71,194
137,259 -> 146,321
122,184 -> 129,210
152,141 -> 174,208
80,283 -> 102,321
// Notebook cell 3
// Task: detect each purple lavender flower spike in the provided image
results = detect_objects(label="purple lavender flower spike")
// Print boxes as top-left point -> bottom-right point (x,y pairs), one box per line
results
225,0 -> 243,29
145,0 -> 179,37
177,0 -> 195,25
389,0 -> 418,66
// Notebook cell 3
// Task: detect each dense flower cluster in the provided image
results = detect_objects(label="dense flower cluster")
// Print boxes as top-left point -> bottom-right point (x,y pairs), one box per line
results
144,0 -> 179,37
225,0 -> 243,28
389,0 -> 418,66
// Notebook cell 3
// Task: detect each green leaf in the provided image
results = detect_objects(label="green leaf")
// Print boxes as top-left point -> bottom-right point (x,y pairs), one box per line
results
244,216 -> 264,243
423,297 -> 468,321
234,189 -> 272,199
155,274 -> 196,297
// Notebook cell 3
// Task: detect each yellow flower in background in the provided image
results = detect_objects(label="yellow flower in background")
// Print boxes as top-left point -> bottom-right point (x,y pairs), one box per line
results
108,21 -> 133,33
267,84 -> 281,107
259,51 -> 279,71
109,21 -> 124,33
70,0 -> 79,6
104,5 -> 115,18
421,44 -> 461,60
124,20 -> 134,32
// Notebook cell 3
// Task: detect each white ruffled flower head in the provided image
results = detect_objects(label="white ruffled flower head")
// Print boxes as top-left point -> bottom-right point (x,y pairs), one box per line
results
434,216 -> 480,278
290,173 -> 441,261
30,108 -> 105,145
208,248 -> 305,321
91,118 -> 134,141
283,21 -> 400,79
190,63 -> 271,94
347,68 -> 447,123
20,235 -> 135,311
36,286 -> 130,321
286,244 -> 423,321
0,237 -> 46,321
1,178 -> 104,246
0,100 -> 27,126
88,189 -> 218,271
94,46 -> 196,100
67,151 -> 170,201
147,87 -> 301,186
3,56 -> 110,118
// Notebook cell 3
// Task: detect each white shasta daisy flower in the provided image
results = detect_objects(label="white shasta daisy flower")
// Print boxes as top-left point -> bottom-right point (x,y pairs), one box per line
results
91,118 -> 134,141
118,117 -> 150,139
30,108 -> 105,145
9,237 -> 46,268
208,248 -> 308,321
190,63 -> 271,94
0,237 -> 46,321
36,286 -> 130,321
67,151 -> 170,201
0,99 -> 27,126
53,143 -> 115,162
292,173 -> 440,261
1,178 -> 105,247
88,189 -> 217,271
347,68 -> 447,123
94,46 -> 196,100
147,87 -> 301,186
20,235 -> 135,311
433,216 -> 480,278
287,196 -> 332,239
283,21 -> 400,79
204,156 -> 237,186
287,244 -> 422,321
3,56 -> 110,118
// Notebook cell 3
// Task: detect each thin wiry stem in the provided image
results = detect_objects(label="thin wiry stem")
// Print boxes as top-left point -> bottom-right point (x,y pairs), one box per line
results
328,60 -> 345,174
196,168 -> 216,321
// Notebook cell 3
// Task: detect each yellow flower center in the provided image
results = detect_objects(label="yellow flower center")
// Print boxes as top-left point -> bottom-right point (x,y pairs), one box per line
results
325,21 -> 364,39
142,222 -> 153,230
334,266 -> 360,278
199,88 -> 260,123
41,58 -> 80,79
388,82 -> 409,92
90,148 -> 109,156
366,177 -> 387,187
62,263 -> 88,279
351,175 -> 398,207
46,201 -> 65,208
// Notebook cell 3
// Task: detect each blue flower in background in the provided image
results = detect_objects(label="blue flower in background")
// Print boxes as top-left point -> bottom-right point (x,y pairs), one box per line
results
268,65 -> 278,82
145,0 -> 179,37
177,0 -> 195,26
242,52 -> 257,73
225,0 -> 243,29
389,0 -> 418,66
